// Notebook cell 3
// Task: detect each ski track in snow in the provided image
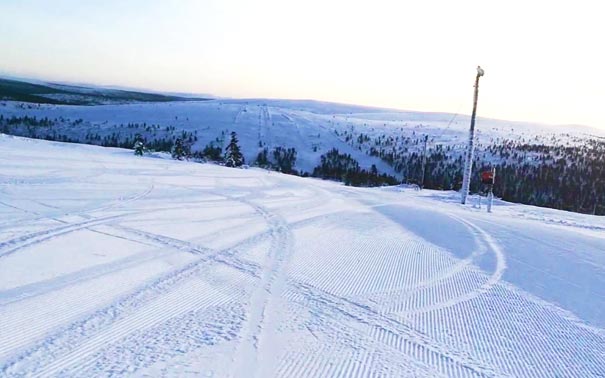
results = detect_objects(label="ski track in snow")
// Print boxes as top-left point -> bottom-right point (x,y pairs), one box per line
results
0,135 -> 604,377
1,188 -> 282,376
0,212 -> 135,259
232,197 -> 294,377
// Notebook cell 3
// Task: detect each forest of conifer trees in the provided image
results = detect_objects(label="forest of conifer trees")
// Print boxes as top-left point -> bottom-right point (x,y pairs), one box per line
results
337,128 -> 605,215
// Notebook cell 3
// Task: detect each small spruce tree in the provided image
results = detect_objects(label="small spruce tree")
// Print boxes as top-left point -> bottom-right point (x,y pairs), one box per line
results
202,142 -> 223,161
172,138 -> 191,160
224,131 -> 244,167
133,134 -> 145,156
255,147 -> 269,167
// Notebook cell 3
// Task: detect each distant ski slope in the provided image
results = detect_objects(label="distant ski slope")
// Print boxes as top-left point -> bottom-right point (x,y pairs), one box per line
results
2,96 -> 603,177
0,135 -> 604,377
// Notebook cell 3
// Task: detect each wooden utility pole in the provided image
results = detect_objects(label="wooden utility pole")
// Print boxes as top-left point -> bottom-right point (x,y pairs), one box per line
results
461,66 -> 485,204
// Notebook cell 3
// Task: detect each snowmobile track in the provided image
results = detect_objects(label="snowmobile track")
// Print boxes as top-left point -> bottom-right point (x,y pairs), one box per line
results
0,194 -> 287,377
233,198 -> 294,377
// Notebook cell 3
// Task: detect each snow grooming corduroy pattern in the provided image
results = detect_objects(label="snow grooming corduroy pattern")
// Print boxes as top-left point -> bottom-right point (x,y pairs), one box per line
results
0,135 -> 604,377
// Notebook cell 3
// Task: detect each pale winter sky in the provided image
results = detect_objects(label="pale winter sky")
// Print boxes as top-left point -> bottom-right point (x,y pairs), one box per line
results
1,0 -> 603,128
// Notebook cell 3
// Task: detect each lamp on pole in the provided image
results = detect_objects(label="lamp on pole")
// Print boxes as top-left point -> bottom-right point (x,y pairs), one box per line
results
461,66 -> 485,205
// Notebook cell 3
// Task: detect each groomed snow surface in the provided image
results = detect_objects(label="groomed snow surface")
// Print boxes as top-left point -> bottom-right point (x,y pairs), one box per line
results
1,135 -> 604,377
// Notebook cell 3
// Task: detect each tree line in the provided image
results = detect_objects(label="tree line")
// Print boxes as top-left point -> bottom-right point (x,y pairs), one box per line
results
339,127 -> 605,215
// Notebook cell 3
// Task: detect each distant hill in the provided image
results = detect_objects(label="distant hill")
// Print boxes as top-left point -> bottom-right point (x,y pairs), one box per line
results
0,78 -> 211,105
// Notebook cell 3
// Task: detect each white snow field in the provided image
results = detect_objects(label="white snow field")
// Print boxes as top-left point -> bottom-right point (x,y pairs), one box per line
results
1,135 -> 604,377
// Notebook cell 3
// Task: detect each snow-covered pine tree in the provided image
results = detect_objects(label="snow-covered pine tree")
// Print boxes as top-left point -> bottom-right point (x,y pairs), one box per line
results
171,138 -> 190,160
202,142 -> 223,161
224,131 -> 244,167
133,134 -> 145,156
255,147 -> 269,168
272,147 -> 297,174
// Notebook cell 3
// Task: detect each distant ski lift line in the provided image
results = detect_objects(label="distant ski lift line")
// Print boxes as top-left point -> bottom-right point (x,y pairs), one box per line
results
460,66 -> 484,205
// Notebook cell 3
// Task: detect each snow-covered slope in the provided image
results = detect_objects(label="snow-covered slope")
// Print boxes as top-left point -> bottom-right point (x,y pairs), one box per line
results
0,135 -> 604,377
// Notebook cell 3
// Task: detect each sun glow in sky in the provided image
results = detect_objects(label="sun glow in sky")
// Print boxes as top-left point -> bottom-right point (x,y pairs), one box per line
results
1,0 -> 603,128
